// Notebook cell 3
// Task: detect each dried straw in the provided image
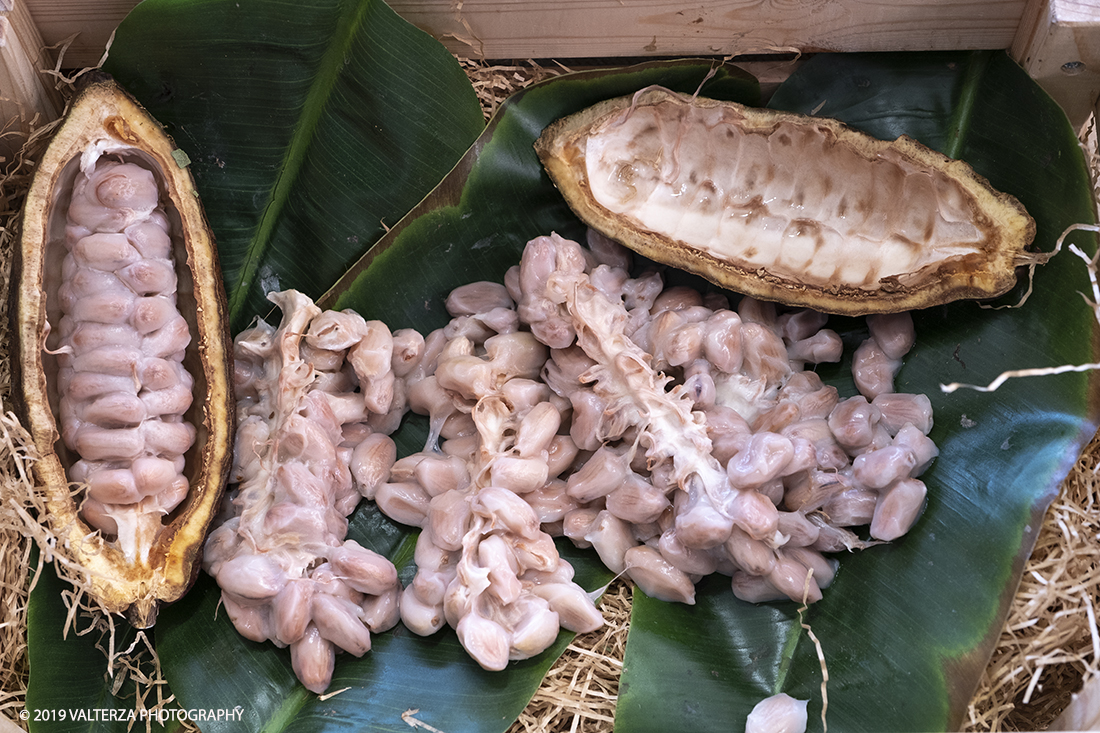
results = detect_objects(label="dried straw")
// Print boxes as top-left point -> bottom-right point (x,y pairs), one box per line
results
0,99 -> 56,730
0,412 -> 36,730
508,580 -> 630,733
964,432 -> 1100,731
458,57 -> 570,119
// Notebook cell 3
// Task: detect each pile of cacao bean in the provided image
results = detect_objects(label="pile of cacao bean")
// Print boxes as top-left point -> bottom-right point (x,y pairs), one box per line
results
58,160 -> 197,564
205,229 -> 936,691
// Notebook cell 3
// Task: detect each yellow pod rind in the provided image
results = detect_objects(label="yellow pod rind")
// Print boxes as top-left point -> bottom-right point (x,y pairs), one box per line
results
13,74 -> 234,627
535,88 -> 1038,315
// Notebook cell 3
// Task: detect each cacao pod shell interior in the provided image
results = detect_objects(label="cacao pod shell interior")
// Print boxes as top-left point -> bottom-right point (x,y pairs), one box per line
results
12,74 -> 234,628
535,87 -> 1039,315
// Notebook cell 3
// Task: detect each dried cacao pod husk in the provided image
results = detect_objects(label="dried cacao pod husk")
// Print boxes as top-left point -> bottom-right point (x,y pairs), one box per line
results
535,87 -> 1039,315
12,73 -> 234,627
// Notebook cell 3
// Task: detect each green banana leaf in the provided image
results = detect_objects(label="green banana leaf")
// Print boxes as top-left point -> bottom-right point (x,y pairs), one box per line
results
157,59 -> 746,733
23,0 -> 1099,730
618,50 -> 1100,733
321,51 -> 1100,733
101,0 -> 486,334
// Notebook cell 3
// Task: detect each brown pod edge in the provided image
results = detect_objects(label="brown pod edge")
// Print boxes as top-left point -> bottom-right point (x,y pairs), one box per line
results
12,73 -> 234,627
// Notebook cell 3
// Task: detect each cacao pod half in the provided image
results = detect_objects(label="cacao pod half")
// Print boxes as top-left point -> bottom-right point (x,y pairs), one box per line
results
535,87 -> 1039,315
13,74 -> 234,627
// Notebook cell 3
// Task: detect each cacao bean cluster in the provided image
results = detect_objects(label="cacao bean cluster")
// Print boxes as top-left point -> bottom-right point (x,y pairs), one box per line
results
57,159 -> 195,563
208,229 -> 937,690
203,291 -> 404,693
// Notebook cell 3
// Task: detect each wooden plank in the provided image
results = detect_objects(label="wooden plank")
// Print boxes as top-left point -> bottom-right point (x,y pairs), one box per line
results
13,0 -> 1098,132
22,0 -> 133,69
23,0 -> 1032,70
392,0 -> 1029,59
0,0 -> 63,163
1011,0 -> 1100,131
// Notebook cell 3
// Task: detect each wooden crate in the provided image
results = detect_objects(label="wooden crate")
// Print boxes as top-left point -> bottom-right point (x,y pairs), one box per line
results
0,2 -> 1098,730
2,0 -> 1099,156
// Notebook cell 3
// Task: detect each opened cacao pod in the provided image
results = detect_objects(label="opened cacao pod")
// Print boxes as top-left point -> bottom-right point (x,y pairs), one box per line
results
535,87 -> 1039,315
13,73 -> 233,627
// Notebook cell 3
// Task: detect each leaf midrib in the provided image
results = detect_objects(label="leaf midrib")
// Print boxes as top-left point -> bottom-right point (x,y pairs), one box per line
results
943,50 -> 991,160
772,612 -> 804,695
258,687 -> 312,733
226,0 -> 373,325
